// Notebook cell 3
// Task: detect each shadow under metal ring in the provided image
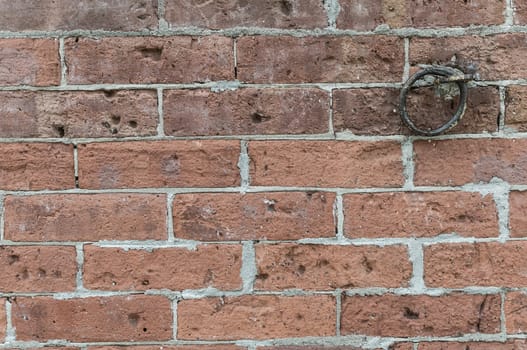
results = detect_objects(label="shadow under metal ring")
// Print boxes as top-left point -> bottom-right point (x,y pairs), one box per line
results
399,66 -> 469,136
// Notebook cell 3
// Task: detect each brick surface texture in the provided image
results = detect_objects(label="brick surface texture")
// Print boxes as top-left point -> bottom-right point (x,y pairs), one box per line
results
0,1 -> 526,349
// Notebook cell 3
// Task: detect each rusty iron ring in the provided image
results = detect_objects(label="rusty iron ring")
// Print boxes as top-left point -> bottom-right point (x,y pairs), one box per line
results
399,66 -> 469,136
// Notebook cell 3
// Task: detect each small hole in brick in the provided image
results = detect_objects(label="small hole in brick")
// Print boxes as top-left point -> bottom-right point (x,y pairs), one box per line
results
54,125 -> 65,137
75,37 -> 79,43
142,279 -> 149,286
143,328 -> 148,332
403,307 -> 420,319
110,115 -> 121,125
111,128 -> 118,134
128,120 -> 138,128
103,90 -> 116,98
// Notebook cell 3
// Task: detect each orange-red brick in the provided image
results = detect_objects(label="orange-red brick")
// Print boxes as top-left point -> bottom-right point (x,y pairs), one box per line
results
178,295 -> 335,340
0,246 -> 76,292
249,141 -> 404,188
255,243 -> 411,290
12,296 -> 172,341
83,244 -> 242,291
172,192 -> 336,241
77,141 -> 240,189
344,192 -> 499,238
4,194 -> 167,241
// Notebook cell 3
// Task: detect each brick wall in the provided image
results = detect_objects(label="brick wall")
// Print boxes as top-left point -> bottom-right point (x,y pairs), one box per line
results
1,1 -> 527,349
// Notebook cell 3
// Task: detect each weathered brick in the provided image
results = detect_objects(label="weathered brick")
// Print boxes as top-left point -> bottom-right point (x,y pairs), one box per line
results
337,0 -> 505,30
333,87 -> 499,135
65,36 -> 234,84
4,194 -> 166,242
237,36 -> 404,83
506,292 -> 527,333
515,1 -> 527,24
341,294 -> 501,337
510,191 -> 527,237
91,347 -> 240,350
165,0 -> 327,29
390,344 -> 414,350
414,139 -> 527,186
0,0 -> 157,31
78,141 -> 240,189
163,88 -> 329,136
12,296 -> 172,341
0,39 -> 59,86
344,192 -> 498,238
258,347 -> 380,350
83,244 -> 242,291
178,295 -> 335,340
255,243 -> 411,290
0,143 -> 73,190
0,246 -> 76,292
410,34 -> 527,81
505,86 -> 527,132
249,141 -> 404,187
0,90 -> 158,138
418,341 -> 527,349
424,242 -> 527,288
172,192 -> 336,241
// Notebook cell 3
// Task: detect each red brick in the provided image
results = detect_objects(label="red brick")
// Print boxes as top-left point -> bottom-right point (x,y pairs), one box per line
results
0,39 -> 59,86
424,242 -> 527,288
0,246 -> 76,292
510,191 -> 527,237
410,34 -> 527,81
178,295 -> 335,340
4,194 -> 166,242
78,141 -> 240,189
0,0 -> 157,31
249,141 -> 404,187
333,87 -> 499,135
66,36 -> 234,84
0,143 -> 73,190
163,88 -> 329,136
414,139 -> 527,186
505,86 -> 527,132
0,90 -> 158,138
341,294 -> 501,337
337,0 -> 505,30
390,345 -> 414,350
506,292 -> 527,333
173,192 -> 336,241
90,347 -> 240,350
165,0 -> 327,29
418,341 -> 527,349
12,296 -> 172,341
83,244 -> 242,291
4,348 -> 78,350
344,192 -> 498,238
0,301 -> 4,342
258,347 -> 379,350
255,243 -> 411,290
515,1 -> 527,24
237,36 -> 404,83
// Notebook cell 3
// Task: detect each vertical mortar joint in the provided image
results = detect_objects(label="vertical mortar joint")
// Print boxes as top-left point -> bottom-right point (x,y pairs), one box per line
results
238,140 -> 250,193
241,241 -> 257,293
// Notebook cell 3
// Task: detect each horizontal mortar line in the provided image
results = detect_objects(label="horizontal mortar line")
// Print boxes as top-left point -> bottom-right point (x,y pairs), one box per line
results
0,183 -> 522,196
0,333 -> 513,348
1,24 -> 527,38
6,130 -> 527,144
3,79 -> 527,92
0,82 -> 407,91
2,235 -> 525,248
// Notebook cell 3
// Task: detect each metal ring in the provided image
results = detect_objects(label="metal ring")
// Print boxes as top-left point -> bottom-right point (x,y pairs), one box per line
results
399,66 -> 469,136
